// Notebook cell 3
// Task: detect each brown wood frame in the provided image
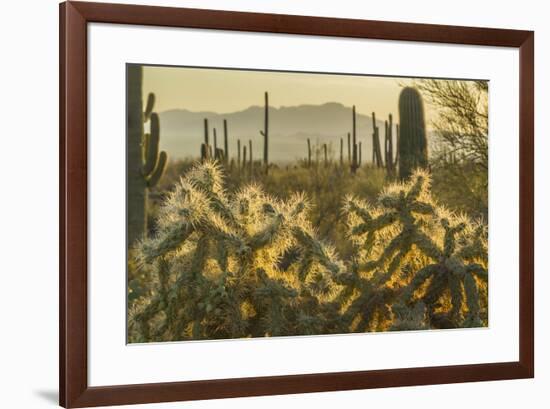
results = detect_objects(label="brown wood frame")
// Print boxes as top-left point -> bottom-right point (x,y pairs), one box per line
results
59,1 -> 534,407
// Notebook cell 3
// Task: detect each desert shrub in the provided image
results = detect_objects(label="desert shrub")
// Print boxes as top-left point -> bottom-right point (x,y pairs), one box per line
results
430,160 -> 488,220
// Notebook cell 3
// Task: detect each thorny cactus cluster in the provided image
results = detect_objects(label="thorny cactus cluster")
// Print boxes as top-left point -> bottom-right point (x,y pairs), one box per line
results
128,163 -> 487,343
342,169 -> 487,331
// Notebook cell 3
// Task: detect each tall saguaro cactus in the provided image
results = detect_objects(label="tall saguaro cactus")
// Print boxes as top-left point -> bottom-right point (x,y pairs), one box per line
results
249,139 -> 253,175
201,118 -> 212,161
223,119 -> 229,164
259,91 -> 269,174
347,132 -> 351,163
243,145 -> 248,174
307,138 -> 312,168
350,106 -> 359,174
398,87 -> 428,180
237,139 -> 241,170
384,114 -> 397,175
371,112 -> 383,168
340,137 -> 344,166
213,128 -> 218,152
127,65 -> 167,246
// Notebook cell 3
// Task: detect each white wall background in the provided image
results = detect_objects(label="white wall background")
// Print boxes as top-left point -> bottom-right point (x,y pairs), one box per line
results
0,0 -> 546,408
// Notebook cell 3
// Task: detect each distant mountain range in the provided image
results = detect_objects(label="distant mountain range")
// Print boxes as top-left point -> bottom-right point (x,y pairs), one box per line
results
157,102 -> 397,163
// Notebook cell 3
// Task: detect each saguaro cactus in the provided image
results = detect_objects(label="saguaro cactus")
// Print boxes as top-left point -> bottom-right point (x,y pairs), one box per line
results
213,128 -> 224,161
398,87 -> 428,180
249,139 -> 253,175
223,119 -> 229,164
347,132 -> 351,162
384,114 -> 397,175
371,112 -> 383,168
259,91 -> 269,174
237,139 -> 241,170
323,143 -> 328,166
127,65 -> 167,246
307,138 -> 312,168
340,137 -> 344,166
201,118 -> 212,161
350,106 -> 359,174
213,128 -> 218,152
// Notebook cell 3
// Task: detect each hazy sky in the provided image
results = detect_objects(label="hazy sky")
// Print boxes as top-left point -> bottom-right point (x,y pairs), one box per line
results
142,65 -> 437,123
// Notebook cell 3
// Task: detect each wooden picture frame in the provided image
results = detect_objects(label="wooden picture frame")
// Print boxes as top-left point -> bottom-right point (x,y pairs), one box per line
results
59,1 -> 534,407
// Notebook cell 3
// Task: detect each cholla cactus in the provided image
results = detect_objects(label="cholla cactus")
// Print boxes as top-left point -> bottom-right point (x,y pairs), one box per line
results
129,161 -> 343,342
129,164 -> 488,342
399,209 -> 488,328
341,169 -> 487,330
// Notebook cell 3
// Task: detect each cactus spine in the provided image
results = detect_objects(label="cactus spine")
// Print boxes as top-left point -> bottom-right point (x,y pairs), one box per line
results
398,87 -> 428,180
127,65 -> 167,247
259,91 -> 269,174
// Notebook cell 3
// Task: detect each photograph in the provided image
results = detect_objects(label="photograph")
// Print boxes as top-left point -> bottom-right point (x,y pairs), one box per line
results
126,64 -> 489,344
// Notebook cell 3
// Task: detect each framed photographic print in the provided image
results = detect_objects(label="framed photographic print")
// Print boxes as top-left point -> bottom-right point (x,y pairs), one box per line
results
60,1 -> 534,407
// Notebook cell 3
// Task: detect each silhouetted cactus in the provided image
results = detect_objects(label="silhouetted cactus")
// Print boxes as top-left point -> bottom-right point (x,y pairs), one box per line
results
384,114 -> 398,175
223,119 -> 229,164
201,118 -> 212,161
237,139 -> 241,170
347,132 -> 351,163
243,145 -> 248,175
340,137 -> 344,166
395,124 -> 400,167
350,106 -> 359,174
248,139 -> 253,175
371,112 -> 383,168
307,138 -> 312,168
214,148 -> 225,161
259,92 -> 269,174
323,143 -> 328,166
213,128 -> 218,152
398,87 -> 428,180
127,65 -> 167,246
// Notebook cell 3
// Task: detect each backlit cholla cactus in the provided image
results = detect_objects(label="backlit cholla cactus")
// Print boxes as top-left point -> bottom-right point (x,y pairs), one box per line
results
342,169 -> 488,330
129,161 -> 343,342
399,209 -> 488,328
340,170 -> 436,331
